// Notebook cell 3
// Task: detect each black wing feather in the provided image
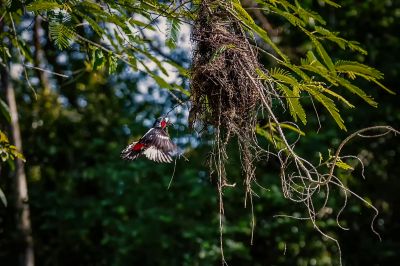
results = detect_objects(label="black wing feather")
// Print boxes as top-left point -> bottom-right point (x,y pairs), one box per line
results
141,128 -> 177,154
121,128 -> 177,163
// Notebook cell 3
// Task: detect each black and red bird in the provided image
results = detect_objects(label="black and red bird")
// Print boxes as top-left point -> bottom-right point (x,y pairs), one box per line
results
121,117 -> 177,163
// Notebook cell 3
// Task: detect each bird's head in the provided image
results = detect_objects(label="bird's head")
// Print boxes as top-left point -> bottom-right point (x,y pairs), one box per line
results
153,116 -> 171,129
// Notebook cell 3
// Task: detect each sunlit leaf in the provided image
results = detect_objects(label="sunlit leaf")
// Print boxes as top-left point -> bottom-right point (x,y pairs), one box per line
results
166,18 -> 181,49
335,160 -> 354,170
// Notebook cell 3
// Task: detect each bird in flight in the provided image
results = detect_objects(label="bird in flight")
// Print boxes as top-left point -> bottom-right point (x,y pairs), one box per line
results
121,116 -> 178,163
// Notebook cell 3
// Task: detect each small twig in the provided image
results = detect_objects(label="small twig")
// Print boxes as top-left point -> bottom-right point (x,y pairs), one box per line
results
324,126 -> 400,186
23,64 -> 69,78
0,11 -> 7,23
308,91 -> 322,133
167,156 -> 178,190
331,177 -> 382,241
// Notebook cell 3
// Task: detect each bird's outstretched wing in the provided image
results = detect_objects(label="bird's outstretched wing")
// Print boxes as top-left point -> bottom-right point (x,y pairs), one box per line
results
141,128 -> 177,163
121,128 -> 177,163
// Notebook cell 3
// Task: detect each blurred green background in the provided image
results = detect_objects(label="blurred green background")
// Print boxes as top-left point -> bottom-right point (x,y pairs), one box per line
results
1,0 -> 399,265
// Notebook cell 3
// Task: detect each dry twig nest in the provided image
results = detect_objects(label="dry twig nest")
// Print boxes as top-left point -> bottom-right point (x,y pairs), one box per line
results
190,0 -> 273,191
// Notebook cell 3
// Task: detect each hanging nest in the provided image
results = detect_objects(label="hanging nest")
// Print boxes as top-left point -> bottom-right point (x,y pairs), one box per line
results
189,0 -> 274,192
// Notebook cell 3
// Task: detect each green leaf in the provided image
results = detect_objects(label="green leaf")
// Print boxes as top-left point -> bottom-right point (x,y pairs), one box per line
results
335,60 -> 383,79
348,40 -> 367,55
166,18 -> 181,49
282,63 -> 311,82
230,2 -> 289,62
129,19 -> 156,31
27,1 -> 63,11
274,7 -> 306,27
304,50 -> 327,70
0,130 -> 10,143
107,54 -> 118,74
127,55 -> 138,71
92,49 -> 105,71
18,39 -> 34,63
173,84 -> 190,96
277,83 -> 307,125
315,26 -> 346,49
300,81 -> 354,108
125,20 -> 138,36
0,131 -> 25,163
368,78 -> 395,95
300,51 -> 339,85
151,73 -> 173,90
335,160 -> 354,170
0,46 -> 11,61
232,1 -> 255,24
165,60 -> 189,78
308,88 -> 346,130
334,61 -> 395,94
256,126 -> 286,150
271,68 -> 299,86
295,1 -> 326,25
318,87 -> 354,108
320,0 -> 341,8
252,23 -> 289,62
48,22 -> 76,50
267,122 -> 305,136
75,10 -> 105,37
12,147 -> 26,162
0,99 -> 11,123
310,36 -> 336,73
137,48 -> 169,76
336,77 -> 377,107
318,152 -> 324,165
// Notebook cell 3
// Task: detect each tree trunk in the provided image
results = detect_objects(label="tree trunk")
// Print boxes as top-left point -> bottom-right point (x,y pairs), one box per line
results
0,56 -> 35,266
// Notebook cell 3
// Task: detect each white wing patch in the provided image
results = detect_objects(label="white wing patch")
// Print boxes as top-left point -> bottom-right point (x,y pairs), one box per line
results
156,134 -> 170,140
143,146 -> 173,163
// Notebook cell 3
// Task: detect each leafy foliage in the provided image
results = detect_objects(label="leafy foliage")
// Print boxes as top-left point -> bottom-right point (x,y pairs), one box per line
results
276,82 -> 306,125
1,0 -> 391,130
0,130 -> 25,206
48,22 -> 76,50
24,0 -> 189,91
0,131 -> 25,164
226,0 -> 392,129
